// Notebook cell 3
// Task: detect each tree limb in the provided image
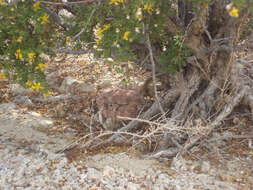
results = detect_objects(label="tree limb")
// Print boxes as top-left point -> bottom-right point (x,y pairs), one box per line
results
43,7 -> 70,30
146,32 -> 166,118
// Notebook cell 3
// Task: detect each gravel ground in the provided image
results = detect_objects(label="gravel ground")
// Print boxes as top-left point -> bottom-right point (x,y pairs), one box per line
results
0,103 -> 252,190
0,144 -> 247,190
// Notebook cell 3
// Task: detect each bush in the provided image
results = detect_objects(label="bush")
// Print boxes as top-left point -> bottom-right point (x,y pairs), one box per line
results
1,0 -> 250,95
0,0 -> 57,95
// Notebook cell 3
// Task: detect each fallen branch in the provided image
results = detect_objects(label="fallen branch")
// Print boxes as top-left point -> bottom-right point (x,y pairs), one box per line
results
79,130 -> 149,149
105,89 -> 180,144
207,135 -> 253,142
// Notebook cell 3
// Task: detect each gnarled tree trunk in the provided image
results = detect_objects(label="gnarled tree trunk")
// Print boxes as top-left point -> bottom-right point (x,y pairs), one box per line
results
156,0 -> 253,156
102,0 -> 253,158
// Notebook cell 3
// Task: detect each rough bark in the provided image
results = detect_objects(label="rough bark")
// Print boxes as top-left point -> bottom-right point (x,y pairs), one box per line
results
86,0 -> 252,158
153,0 -> 253,155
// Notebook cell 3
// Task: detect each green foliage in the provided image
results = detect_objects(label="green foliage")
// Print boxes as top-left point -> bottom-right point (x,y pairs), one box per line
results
1,0 -> 252,94
0,0 -> 57,93
67,0 -> 190,72
159,34 -> 190,73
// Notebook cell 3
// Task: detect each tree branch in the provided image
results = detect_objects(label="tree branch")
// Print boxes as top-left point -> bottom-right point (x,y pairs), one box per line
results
146,32 -> 166,118
43,7 -> 70,30
73,7 -> 97,40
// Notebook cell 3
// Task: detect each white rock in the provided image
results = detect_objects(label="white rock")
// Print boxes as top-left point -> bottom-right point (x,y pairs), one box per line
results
104,184 -> 115,190
0,102 -> 16,112
127,182 -> 140,190
9,83 -> 30,95
87,168 -> 101,180
154,185 -> 164,190
13,95 -> 33,106
201,161 -> 211,173
103,165 -> 115,177
158,173 -> 169,182
59,76 -> 78,93
58,9 -> 74,19
77,82 -> 96,93
171,157 -> 187,171
40,53 -> 50,62
59,76 -> 96,94
46,71 -> 63,89
98,80 -> 112,89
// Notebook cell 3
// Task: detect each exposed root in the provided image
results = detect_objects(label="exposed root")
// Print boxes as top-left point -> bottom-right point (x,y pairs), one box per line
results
176,85 -> 248,157
62,0 -> 253,161
171,70 -> 201,120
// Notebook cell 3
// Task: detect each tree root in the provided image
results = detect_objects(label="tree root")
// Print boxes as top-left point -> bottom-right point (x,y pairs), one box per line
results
156,85 -> 249,159
171,71 -> 201,120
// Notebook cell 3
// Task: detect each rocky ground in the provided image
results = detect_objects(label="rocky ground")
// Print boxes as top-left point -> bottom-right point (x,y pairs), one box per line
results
0,102 -> 251,190
0,54 -> 253,189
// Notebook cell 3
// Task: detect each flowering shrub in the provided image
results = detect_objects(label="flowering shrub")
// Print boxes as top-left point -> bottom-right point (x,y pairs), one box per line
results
65,0 -> 179,62
0,0 -> 251,95
0,0 -> 57,94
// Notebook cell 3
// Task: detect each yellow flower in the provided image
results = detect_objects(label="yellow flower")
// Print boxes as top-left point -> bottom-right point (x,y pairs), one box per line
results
109,0 -> 118,5
96,39 -> 101,45
109,0 -> 123,6
35,63 -> 46,70
123,31 -> 130,41
26,81 -> 32,86
97,24 -> 111,37
229,7 -> 239,18
97,27 -> 104,37
103,23 -> 111,31
27,52 -> 36,63
43,91 -> 52,99
41,14 -> 49,25
15,49 -> 23,60
17,36 -> 23,43
135,8 -> 143,20
95,68 -> 101,74
0,0 -> 6,5
33,1 -> 40,11
0,73 -> 6,80
66,37 -> 71,43
31,82 -> 41,92
143,3 -> 153,14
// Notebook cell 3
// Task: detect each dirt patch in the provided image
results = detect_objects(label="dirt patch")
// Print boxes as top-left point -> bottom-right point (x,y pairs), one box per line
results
86,153 -> 162,175
0,103 -> 74,152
